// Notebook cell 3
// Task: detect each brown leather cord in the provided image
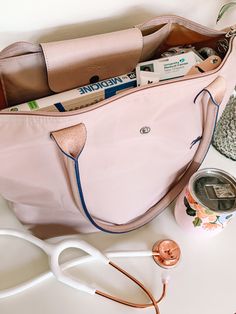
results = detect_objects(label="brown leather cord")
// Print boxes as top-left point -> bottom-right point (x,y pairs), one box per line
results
95,261 -> 167,313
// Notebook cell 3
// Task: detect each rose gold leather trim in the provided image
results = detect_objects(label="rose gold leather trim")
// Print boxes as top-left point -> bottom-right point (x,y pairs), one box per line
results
51,123 -> 87,159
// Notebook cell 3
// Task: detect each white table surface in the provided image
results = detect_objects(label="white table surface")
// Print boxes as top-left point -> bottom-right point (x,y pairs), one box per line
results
0,146 -> 235,314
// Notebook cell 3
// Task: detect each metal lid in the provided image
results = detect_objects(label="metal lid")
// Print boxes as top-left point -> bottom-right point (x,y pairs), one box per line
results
189,168 -> 236,214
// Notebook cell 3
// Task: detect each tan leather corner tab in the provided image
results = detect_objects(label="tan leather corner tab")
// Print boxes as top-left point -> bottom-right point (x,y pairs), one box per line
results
51,123 -> 87,159
41,28 -> 143,92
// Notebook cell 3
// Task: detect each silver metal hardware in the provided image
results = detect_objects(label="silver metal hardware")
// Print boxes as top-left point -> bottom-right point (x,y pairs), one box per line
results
217,38 -> 229,54
140,126 -> 151,134
190,168 -> 236,213
225,27 -> 236,38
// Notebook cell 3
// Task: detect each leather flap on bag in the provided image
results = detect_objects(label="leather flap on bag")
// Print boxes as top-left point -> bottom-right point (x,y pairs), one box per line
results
41,28 -> 143,93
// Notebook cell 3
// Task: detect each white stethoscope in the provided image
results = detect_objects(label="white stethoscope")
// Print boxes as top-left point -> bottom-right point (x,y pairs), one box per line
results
0,229 -> 181,314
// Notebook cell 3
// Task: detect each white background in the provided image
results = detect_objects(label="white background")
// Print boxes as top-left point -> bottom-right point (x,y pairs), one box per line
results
0,2 -> 236,314
0,0 -> 236,50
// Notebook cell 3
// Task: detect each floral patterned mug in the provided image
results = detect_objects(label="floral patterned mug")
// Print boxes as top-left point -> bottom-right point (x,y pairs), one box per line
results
174,168 -> 236,236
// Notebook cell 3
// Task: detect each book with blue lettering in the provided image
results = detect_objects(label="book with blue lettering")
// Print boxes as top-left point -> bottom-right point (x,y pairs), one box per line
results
3,72 -> 137,112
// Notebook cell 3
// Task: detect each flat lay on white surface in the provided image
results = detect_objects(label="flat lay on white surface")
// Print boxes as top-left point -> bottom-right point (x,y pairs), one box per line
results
1,1 -> 236,313
0,145 -> 235,314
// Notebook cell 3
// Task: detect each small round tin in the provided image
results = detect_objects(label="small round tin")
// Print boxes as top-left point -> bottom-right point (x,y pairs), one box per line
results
175,168 -> 236,235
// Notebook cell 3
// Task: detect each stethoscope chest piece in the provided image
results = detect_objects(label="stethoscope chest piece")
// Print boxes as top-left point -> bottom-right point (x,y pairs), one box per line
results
152,239 -> 181,269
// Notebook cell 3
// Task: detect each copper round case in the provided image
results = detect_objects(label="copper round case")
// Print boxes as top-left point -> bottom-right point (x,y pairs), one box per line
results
152,239 -> 181,268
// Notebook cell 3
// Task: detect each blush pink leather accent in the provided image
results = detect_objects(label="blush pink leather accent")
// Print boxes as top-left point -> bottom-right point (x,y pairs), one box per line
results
41,28 -> 143,92
51,123 -> 87,159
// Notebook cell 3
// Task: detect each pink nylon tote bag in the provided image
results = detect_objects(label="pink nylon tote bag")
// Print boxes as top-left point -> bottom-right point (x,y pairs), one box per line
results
0,16 -> 235,238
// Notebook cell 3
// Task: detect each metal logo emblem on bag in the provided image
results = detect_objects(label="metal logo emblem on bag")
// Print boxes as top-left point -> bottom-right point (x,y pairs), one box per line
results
140,126 -> 151,134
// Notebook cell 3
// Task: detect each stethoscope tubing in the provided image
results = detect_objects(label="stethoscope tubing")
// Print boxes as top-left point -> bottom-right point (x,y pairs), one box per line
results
0,229 -> 154,299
